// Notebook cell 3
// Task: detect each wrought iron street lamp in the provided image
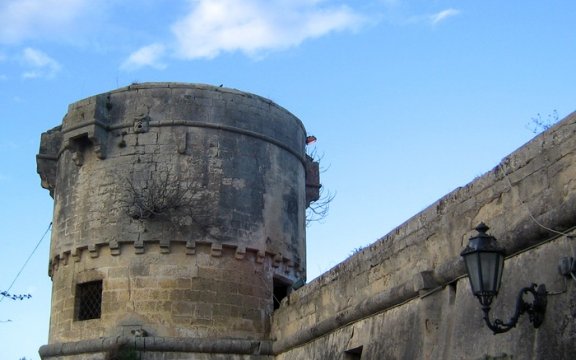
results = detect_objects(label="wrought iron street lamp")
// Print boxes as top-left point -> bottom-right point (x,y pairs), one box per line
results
460,223 -> 547,334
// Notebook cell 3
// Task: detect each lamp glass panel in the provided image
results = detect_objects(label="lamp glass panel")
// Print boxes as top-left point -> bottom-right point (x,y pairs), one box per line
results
479,252 -> 504,294
464,252 -> 482,294
495,253 -> 504,292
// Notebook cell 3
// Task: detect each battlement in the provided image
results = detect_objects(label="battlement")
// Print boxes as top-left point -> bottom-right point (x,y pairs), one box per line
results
49,240 -> 303,279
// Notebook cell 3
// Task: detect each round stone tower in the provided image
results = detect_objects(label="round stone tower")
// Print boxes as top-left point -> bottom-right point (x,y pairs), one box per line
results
36,83 -> 319,359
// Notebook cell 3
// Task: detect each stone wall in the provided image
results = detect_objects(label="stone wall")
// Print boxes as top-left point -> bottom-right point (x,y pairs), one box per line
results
271,112 -> 576,359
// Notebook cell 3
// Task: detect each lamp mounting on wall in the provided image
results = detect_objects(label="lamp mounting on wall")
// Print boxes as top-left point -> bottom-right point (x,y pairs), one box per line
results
460,223 -> 547,334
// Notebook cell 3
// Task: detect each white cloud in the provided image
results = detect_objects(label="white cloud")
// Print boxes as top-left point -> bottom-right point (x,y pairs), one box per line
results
0,0 -> 91,43
20,47 -> 61,79
430,8 -> 460,25
169,0 -> 365,59
121,43 -> 167,71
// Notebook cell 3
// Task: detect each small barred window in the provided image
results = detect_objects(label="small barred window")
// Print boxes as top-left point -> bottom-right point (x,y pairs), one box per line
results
75,280 -> 102,321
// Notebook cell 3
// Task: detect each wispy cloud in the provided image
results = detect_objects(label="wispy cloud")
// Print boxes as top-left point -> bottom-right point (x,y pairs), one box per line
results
392,6 -> 462,27
430,8 -> 460,25
121,43 -> 167,71
123,0 -> 365,67
20,48 -> 61,79
0,0 -> 92,43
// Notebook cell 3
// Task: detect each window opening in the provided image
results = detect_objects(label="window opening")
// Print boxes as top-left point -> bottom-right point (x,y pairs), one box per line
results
75,280 -> 102,321
273,277 -> 290,310
344,345 -> 363,360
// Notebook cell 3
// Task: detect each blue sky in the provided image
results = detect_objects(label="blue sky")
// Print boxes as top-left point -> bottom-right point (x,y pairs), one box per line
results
0,0 -> 575,358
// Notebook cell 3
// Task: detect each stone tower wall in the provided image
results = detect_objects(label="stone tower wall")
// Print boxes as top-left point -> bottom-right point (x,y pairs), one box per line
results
38,83 -> 312,358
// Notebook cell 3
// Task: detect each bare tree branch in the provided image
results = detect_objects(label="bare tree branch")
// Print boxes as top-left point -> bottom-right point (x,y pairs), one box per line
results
528,110 -> 559,134
120,169 -> 198,221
